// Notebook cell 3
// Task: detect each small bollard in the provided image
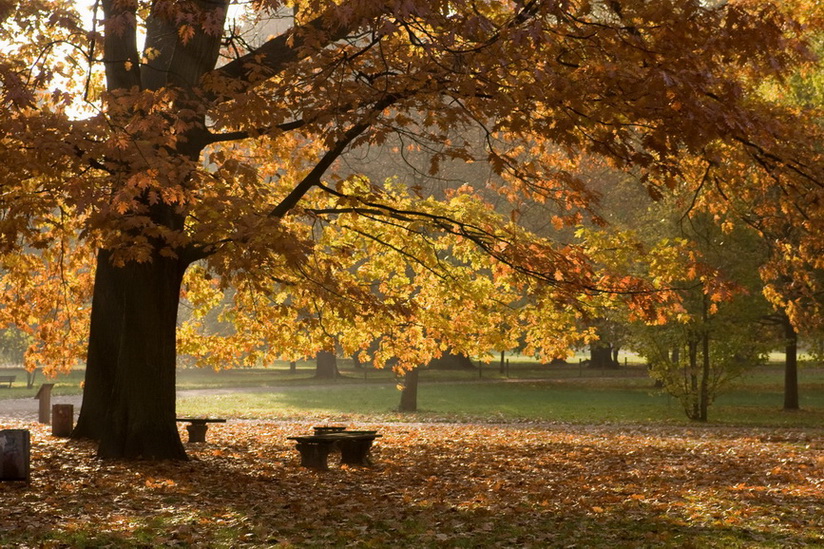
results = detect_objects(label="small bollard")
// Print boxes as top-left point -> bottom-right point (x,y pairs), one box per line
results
0,429 -> 31,482
34,383 -> 55,424
52,404 -> 74,437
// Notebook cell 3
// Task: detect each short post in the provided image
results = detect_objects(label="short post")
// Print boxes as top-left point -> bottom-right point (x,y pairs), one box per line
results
35,383 -> 55,424
52,404 -> 74,437
0,429 -> 31,482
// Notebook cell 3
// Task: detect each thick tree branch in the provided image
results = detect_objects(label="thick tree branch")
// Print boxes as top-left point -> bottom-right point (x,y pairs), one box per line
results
101,0 -> 141,92
268,93 -> 401,218
308,193 -> 679,299
209,2 -> 386,91
307,200 -> 572,288
205,119 -> 306,145
141,0 -> 229,91
268,123 -> 372,219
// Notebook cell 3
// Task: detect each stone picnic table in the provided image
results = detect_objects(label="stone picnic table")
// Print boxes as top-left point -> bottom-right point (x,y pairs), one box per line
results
287,426 -> 382,470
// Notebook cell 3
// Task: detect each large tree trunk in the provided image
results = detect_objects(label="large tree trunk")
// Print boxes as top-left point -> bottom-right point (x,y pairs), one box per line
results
398,368 -> 419,412
74,0 -> 229,460
315,350 -> 339,379
72,249 -> 124,441
782,317 -> 800,410
76,251 -> 189,460
589,344 -> 618,369
99,255 -> 186,460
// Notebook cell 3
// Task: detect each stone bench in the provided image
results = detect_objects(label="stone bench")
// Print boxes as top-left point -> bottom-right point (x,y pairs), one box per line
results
176,418 -> 226,443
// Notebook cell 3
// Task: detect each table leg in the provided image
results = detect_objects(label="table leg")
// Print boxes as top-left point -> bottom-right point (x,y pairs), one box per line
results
338,438 -> 374,466
186,423 -> 208,443
296,442 -> 333,470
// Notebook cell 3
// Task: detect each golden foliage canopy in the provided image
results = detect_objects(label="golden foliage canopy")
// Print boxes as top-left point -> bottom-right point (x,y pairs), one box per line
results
1,0 -> 822,370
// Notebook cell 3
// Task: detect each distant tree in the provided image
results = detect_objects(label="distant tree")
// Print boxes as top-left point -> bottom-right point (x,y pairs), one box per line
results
759,269 -> 824,410
398,368 -> 419,412
315,350 -> 339,379
0,327 -> 28,366
580,189 -> 777,421
427,352 -> 475,370
586,317 -> 630,369
749,33 -> 824,410
636,282 -> 772,421
779,313 -> 800,410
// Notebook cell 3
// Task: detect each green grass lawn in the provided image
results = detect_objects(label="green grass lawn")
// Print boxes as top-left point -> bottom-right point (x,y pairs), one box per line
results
177,364 -> 824,428
175,378 -> 824,427
0,358 -> 649,397
0,367 -> 85,399
3,362 -> 823,428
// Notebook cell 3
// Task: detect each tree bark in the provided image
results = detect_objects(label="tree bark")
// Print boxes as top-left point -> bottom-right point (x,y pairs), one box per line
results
73,249 -> 124,441
687,340 -> 700,421
76,0 -> 376,460
77,250 -> 189,460
315,350 -> 338,378
782,316 -> 800,410
700,331 -> 710,422
73,0 -> 228,459
398,368 -> 419,412
698,295 -> 711,422
25,368 -> 38,390
589,344 -> 618,369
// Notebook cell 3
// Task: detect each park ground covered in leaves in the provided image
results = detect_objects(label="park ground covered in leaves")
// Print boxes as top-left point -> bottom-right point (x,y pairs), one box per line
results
1,419 -> 822,548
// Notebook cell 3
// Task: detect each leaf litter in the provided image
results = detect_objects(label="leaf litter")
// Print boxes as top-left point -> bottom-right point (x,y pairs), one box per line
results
0,419 -> 821,548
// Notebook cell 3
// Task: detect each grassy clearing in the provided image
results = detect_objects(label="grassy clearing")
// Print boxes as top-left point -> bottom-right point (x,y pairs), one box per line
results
170,362 -> 823,428
177,376 -> 824,428
177,381 -> 681,423
3,362 -> 824,427
0,367 -> 85,400
0,359 -> 647,399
